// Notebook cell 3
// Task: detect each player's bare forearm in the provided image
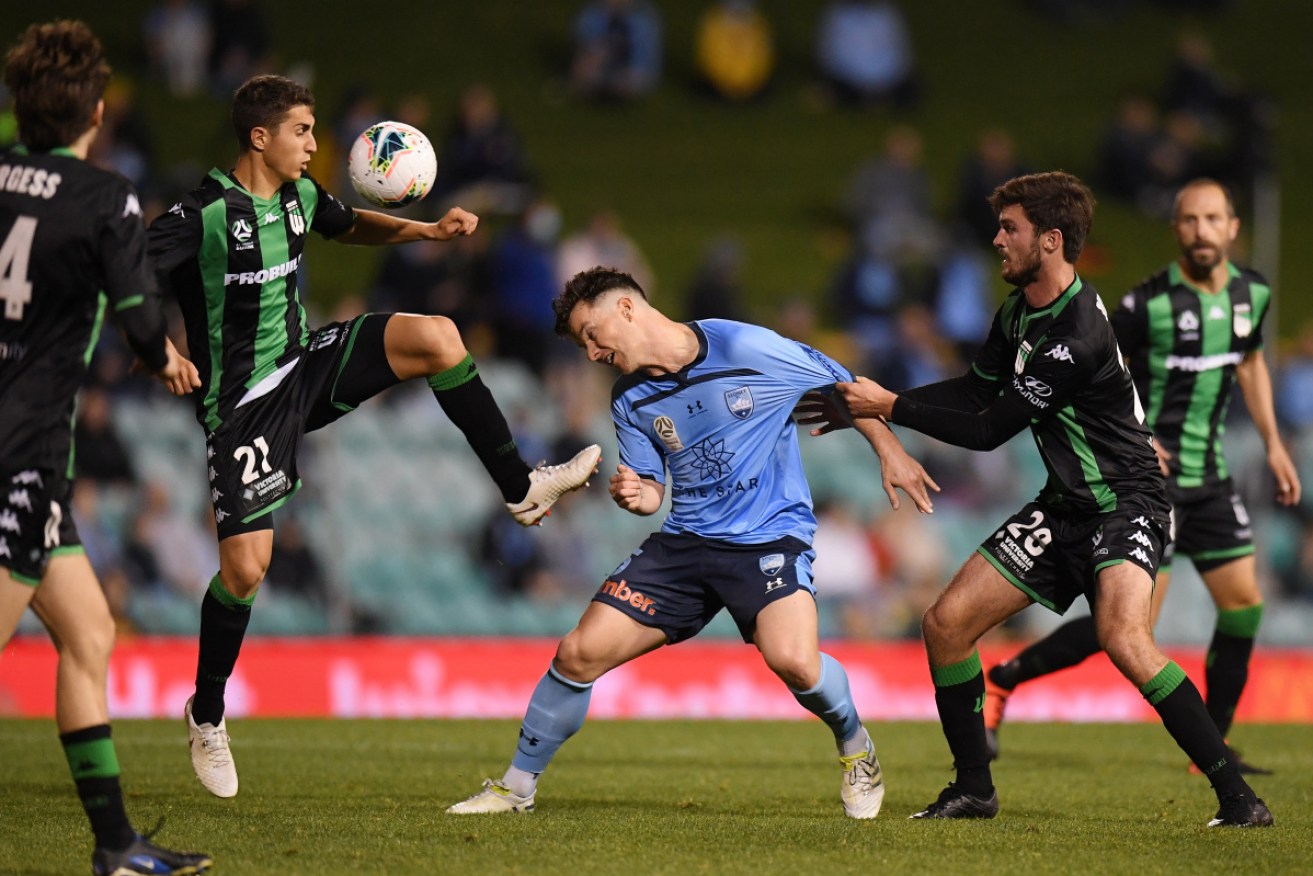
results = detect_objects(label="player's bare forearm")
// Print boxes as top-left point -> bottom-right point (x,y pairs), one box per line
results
609,464 -> 664,515
337,206 -> 478,245
1236,352 -> 1301,503
854,418 -> 939,514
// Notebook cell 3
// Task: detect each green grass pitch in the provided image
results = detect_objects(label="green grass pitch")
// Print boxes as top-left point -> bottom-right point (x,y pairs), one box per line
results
1,719 -> 1309,874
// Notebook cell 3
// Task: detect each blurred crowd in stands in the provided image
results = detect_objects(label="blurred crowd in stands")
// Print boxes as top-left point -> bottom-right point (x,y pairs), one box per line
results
6,0 -> 1311,642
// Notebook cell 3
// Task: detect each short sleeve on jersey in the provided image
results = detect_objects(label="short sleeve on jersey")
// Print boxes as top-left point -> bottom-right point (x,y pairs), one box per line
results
304,174 -> 355,239
1110,288 -> 1147,357
98,178 -> 159,313
612,399 -> 665,484
147,197 -> 204,281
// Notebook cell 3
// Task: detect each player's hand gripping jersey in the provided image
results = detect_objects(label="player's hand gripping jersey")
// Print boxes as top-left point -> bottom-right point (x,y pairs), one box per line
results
610,320 -> 851,544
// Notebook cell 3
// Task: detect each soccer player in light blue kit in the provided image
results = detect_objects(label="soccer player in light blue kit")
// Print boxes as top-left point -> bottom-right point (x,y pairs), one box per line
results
448,267 -> 939,818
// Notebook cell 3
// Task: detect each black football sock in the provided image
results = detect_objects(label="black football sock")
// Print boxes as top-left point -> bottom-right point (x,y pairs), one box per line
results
193,575 -> 255,726
61,724 -> 135,851
429,355 -> 531,502
1205,605 -> 1262,738
1142,662 -> 1252,801
931,652 -> 993,796
989,615 -> 1101,690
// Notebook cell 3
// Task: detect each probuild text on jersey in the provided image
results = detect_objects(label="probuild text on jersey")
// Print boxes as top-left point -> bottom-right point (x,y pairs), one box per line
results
0,164 -> 61,199
224,254 -> 301,286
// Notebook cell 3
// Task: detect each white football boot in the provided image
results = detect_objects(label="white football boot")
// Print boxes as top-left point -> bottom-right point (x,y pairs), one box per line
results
446,779 -> 536,814
506,444 -> 602,526
839,730 -> 885,819
185,696 -> 238,798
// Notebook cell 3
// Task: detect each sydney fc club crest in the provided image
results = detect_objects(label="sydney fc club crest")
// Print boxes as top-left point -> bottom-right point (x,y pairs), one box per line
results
759,553 -> 785,576
654,415 -> 684,452
725,386 -> 754,419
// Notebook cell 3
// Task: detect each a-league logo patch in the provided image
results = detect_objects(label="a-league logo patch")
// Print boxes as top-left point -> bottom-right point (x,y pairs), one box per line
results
725,386 -> 754,419
654,415 -> 684,452
759,553 -> 785,576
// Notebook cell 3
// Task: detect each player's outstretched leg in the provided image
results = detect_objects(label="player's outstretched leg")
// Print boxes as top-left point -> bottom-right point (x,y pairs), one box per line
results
187,572 -> 254,798
93,830 -> 213,876
506,444 -> 603,527
447,666 -> 594,814
1198,603 -> 1270,776
983,614 -> 1102,760
185,695 -> 236,799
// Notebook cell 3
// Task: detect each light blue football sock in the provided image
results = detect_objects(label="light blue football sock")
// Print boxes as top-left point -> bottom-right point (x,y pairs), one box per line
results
790,652 -> 863,751
509,665 -> 594,776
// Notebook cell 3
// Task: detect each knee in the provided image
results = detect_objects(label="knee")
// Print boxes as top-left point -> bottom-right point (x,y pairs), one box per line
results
219,556 -> 267,600
765,649 -> 819,691
553,632 -> 603,684
921,600 -> 953,647
414,315 -> 466,372
60,608 -> 115,673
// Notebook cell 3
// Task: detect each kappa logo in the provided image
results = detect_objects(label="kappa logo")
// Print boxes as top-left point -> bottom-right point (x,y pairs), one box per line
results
1129,547 -> 1152,564
7,489 -> 32,512
759,553 -> 785,576
167,202 -> 185,218
1045,344 -> 1074,364
214,509 -> 229,524
1128,531 -> 1153,547
1208,305 -> 1226,321
724,386 -> 754,419
599,579 -> 657,616
1132,515 -> 1151,528
11,470 -> 42,486
231,218 -> 253,242
765,577 -> 786,593
262,210 -> 281,225
207,445 -> 216,460
208,466 -> 218,482
1177,310 -> 1199,332
654,415 -> 684,452
0,509 -> 19,534
122,193 -> 142,218
211,487 -> 223,503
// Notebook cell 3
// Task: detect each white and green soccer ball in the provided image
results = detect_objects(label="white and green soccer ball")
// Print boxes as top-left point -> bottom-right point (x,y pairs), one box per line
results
347,121 -> 437,209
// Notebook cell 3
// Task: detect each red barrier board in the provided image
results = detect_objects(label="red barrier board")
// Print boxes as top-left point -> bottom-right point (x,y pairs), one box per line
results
3,636 -> 1313,721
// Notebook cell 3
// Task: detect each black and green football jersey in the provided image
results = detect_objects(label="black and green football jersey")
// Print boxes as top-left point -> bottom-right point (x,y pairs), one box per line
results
1111,262 -> 1270,488
148,169 -> 356,431
1,146 -> 167,470
971,276 -> 1164,514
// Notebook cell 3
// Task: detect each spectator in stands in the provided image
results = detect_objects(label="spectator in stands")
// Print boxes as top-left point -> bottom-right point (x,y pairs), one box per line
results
955,129 -> 1026,246
265,516 -> 328,607
683,235 -> 748,322
433,83 -> 535,216
142,0 -> 211,96
1097,94 -> 1162,202
570,0 -> 663,102
843,125 -> 940,262
811,500 -> 885,639
490,199 -> 564,373
87,80 -> 156,194
74,387 -> 137,487
815,0 -> 918,109
557,207 -> 655,294
694,0 -> 775,103
207,0 -> 273,96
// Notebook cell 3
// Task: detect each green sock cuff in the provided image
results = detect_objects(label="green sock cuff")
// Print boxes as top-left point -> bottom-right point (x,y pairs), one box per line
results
931,652 -> 982,687
1140,661 -> 1187,706
63,737 -> 121,781
428,355 -> 477,392
208,574 -> 257,608
1216,603 -> 1263,638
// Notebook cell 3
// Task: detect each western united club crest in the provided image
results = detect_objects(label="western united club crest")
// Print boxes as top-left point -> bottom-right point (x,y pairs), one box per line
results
725,386 -> 754,419
284,200 -> 306,236
1233,303 -> 1252,338
759,553 -> 785,576
653,415 -> 684,452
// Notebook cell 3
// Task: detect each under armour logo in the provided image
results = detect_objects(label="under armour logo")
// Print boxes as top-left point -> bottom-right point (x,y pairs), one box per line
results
686,400 -> 704,416
765,577 -> 786,592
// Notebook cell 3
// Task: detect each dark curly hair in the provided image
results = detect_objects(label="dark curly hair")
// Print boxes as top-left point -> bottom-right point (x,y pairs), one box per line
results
553,266 -> 647,338
988,171 -> 1096,264
4,20 -> 110,151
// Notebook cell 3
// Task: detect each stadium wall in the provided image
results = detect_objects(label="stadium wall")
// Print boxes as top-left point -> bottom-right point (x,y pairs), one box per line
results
3,637 -> 1313,722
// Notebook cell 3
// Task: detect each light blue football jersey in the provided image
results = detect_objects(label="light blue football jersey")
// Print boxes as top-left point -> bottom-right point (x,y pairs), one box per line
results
610,319 -> 852,545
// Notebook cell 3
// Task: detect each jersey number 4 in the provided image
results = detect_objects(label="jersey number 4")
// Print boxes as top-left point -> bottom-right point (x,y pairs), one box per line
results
0,216 -> 37,321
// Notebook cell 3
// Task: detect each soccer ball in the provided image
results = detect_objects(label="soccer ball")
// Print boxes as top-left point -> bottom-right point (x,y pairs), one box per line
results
347,121 -> 437,209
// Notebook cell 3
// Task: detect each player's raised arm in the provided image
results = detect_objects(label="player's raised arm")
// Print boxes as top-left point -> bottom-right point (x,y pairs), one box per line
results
336,205 -> 478,245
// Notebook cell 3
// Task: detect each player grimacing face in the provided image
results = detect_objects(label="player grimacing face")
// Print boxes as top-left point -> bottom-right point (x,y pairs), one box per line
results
254,103 -> 317,183
569,290 -> 636,374
993,204 -> 1044,287
1173,183 -> 1238,282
